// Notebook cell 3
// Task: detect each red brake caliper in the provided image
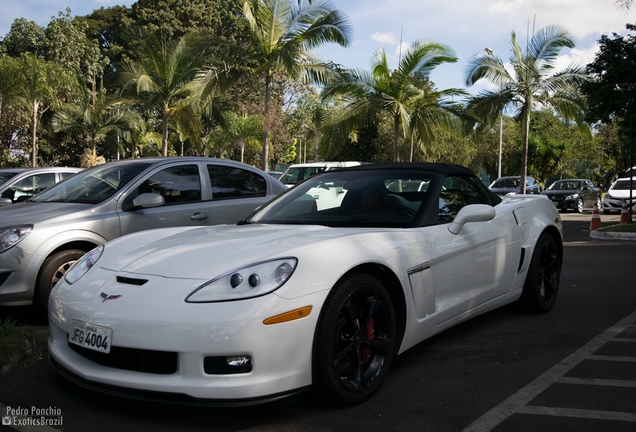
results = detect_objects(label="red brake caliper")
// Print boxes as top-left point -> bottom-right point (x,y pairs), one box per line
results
359,306 -> 375,364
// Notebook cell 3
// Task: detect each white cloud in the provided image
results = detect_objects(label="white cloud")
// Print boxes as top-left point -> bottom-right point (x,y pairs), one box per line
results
371,31 -> 399,46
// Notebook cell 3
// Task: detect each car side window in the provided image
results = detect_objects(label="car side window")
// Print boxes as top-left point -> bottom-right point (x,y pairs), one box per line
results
207,165 -> 266,199
1,173 -> 56,202
136,165 -> 202,204
438,175 -> 491,224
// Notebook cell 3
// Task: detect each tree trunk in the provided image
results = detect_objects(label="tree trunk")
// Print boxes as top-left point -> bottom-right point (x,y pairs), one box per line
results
261,74 -> 271,171
162,108 -> 169,157
31,99 -> 39,167
239,138 -> 245,163
520,105 -> 531,194
393,115 -> 400,162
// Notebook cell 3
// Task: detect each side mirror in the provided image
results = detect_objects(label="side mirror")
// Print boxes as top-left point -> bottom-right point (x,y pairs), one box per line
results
0,198 -> 12,207
132,193 -> 165,208
448,204 -> 496,235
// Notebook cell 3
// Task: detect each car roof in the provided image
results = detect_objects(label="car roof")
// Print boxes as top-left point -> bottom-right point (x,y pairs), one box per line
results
0,167 -> 81,174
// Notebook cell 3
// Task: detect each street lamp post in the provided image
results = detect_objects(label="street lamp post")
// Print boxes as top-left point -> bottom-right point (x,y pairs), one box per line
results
616,83 -> 635,223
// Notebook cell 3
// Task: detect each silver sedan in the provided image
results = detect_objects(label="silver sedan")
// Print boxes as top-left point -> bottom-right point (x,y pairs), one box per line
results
0,157 -> 286,312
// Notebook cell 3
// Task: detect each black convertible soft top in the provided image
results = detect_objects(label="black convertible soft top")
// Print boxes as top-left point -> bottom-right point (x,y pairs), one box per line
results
333,162 -> 477,177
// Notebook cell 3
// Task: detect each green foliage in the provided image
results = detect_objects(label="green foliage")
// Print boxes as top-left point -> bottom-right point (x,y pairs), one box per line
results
321,40 -> 463,162
0,19 -> 45,56
0,317 -> 36,366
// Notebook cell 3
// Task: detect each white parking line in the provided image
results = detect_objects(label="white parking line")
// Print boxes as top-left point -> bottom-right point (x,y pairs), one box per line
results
461,309 -> 636,432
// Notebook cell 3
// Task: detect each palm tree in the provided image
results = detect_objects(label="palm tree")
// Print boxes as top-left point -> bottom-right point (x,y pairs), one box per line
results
51,77 -> 142,165
116,29 -> 204,157
616,0 -> 634,10
242,0 -> 352,170
20,53 -> 66,167
322,41 -> 463,162
221,112 -> 263,163
464,25 -> 588,193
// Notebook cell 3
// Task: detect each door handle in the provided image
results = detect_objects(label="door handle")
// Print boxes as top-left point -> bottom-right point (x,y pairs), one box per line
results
190,212 -> 208,221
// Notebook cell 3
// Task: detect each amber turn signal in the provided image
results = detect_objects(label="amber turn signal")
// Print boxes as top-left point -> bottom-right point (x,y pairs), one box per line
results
263,306 -> 312,325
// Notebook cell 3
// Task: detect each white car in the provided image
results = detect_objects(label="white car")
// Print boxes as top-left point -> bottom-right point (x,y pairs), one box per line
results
602,177 -> 636,214
49,163 -> 563,406
278,161 -> 361,187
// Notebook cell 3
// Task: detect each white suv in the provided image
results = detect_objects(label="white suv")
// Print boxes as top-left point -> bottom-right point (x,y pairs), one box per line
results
279,161 -> 361,187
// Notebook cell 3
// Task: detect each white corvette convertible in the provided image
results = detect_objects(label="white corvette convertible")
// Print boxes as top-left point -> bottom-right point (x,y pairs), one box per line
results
48,163 -> 563,406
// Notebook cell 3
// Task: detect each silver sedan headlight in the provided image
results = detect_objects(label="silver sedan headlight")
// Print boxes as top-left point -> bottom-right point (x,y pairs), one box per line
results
186,258 -> 298,303
64,245 -> 104,285
0,225 -> 33,253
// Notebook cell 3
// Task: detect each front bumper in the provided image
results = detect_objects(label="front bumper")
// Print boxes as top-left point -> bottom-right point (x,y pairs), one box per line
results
48,283 -> 328,404
602,197 -> 635,212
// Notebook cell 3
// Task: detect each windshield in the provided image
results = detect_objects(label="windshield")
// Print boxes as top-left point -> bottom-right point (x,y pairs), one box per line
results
612,180 -> 636,191
0,172 -> 18,187
32,161 -> 152,204
549,180 -> 581,191
491,178 -> 519,188
248,169 -> 436,228
279,166 -> 327,185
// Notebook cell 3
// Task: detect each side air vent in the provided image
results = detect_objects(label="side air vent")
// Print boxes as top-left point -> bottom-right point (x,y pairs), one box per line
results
116,276 -> 148,286
517,248 -> 526,273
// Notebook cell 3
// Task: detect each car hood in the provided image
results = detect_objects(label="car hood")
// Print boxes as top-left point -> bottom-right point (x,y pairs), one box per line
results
542,190 -> 579,196
0,201 -> 95,226
100,224 -> 361,279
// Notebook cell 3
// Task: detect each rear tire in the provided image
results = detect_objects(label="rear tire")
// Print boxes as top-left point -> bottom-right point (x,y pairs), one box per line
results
34,249 -> 86,315
313,273 -> 396,405
519,234 -> 561,313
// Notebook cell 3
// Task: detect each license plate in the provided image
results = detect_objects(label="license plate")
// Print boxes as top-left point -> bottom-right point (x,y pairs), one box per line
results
69,320 -> 112,353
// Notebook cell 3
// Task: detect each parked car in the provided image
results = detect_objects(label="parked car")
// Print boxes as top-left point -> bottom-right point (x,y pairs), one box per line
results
266,171 -> 283,180
278,161 -> 361,187
488,175 -> 541,196
0,167 -> 81,206
541,179 -> 602,213
0,157 -> 286,312
48,162 -> 563,406
602,177 -> 636,214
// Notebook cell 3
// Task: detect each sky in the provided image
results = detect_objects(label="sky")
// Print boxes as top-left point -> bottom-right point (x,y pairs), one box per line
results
1,0 -> 635,94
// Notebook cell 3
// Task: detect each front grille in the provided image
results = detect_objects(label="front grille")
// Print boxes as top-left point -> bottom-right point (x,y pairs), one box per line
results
68,341 -> 177,374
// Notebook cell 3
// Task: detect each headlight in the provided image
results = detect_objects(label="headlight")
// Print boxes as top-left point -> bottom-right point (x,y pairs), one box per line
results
186,258 -> 298,303
565,194 -> 579,200
64,245 -> 104,285
0,225 -> 33,253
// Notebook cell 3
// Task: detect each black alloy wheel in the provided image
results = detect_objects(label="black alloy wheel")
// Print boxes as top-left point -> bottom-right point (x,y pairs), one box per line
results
313,273 -> 396,404
520,234 -> 561,313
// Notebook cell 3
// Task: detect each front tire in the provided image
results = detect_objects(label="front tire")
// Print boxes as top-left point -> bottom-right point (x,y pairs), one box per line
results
34,249 -> 86,314
313,273 -> 396,405
519,234 -> 561,313
576,198 -> 584,213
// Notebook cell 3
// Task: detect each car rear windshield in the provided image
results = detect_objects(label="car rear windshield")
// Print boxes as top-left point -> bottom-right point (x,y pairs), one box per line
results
248,169 -> 437,228
32,162 -> 152,204
279,166 -> 327,185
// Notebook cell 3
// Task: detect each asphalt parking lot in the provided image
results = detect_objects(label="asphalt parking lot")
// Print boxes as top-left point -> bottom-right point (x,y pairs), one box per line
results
1,210 -> 635,432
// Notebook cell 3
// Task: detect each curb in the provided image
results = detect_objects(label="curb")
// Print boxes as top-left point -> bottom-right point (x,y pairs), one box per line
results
590,230 -> 636,241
